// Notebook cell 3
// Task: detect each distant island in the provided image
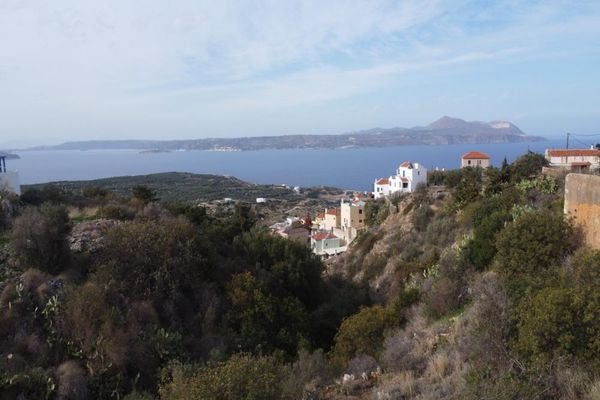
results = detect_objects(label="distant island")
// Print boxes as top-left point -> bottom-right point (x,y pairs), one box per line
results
23,116 -> 545,152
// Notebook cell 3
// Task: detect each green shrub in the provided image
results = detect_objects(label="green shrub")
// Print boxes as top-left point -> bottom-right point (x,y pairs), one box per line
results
494,210 -> 574,277
160,354 -> 284,400
10,204 -> 71,274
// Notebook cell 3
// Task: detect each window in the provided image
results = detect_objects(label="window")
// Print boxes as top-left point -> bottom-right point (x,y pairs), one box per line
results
468,160 -> 471,165
403,182 -> 408,188
359,209 -> 363,214
359,219 -> 362,223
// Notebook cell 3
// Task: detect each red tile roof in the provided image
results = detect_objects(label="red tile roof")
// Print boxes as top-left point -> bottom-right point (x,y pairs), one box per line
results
312,232 -> 338,241
547,149 -> 600,157
399,161 -> 413,168
400,177 -> 408,182
462,151 -> 491,160
316,213 -> 325,219
375,178 -> 389,185
326,208 -> 339,216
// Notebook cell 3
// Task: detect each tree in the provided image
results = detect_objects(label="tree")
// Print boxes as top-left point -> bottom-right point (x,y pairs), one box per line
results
11,204 -> 71,274
225,272 -> 308,356
132,185 -> 157,204
101,219 -> 210,303
511,152 -> 547,182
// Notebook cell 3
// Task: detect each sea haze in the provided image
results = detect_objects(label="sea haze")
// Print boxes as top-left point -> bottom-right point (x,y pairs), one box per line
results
12,140 -> 563,191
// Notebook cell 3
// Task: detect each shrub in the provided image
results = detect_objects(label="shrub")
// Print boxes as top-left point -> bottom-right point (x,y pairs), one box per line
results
11,204 -> 71,274
494,210 -> 575,277
160,354 -> 284,400
330,305 -> 393,366
96,204 -> 136,221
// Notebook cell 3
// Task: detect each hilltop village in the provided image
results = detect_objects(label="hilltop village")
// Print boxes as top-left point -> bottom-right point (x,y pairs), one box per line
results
268,145 -> 600,259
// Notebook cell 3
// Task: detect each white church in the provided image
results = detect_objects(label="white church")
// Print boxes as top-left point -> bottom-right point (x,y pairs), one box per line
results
373,161 -> 427,199
0,156 -> 21,195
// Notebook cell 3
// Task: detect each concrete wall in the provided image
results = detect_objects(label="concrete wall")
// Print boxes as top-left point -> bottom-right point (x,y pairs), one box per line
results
564,173 -> 600,249
0,171 -> 21,195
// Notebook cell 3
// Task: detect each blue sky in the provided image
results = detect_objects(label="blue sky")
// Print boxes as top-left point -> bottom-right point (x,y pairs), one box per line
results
0,0 -> 599,147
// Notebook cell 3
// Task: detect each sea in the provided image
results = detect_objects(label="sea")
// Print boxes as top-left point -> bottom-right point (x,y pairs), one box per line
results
8,139 -> 566,191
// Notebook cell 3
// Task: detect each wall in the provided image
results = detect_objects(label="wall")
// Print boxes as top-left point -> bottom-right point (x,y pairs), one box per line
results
0,171 -> 21,195
564,173 -> 600,249
461,158 -> 490,168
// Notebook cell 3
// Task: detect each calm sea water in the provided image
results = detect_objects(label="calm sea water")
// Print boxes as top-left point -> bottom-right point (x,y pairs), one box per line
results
8,140 -> 564,191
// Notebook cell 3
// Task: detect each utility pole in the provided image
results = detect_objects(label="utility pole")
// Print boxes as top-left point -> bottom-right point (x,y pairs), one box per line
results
566,132 -> 571,149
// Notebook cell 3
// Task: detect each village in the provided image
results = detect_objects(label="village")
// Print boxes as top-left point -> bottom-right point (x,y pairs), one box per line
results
266,145 -> 600,258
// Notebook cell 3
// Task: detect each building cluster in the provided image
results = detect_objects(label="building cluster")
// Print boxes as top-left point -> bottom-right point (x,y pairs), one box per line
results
271,196 -> 367,258
373,161 -> 428,199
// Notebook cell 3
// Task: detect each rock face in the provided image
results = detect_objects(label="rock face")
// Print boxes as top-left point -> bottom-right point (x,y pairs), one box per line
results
69,219 -> 121,253
564,173 -> 600,249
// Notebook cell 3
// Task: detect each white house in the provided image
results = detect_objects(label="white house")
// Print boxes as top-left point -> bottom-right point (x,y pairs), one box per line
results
311,231 -> 345,256
545,148 -> 600,172
388,161 -> 427,194
373,178 -> 390,199
0,156 -> 20,195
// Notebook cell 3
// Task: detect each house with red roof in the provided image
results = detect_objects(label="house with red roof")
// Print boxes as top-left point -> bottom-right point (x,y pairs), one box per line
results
373,161 -> 427,198
545,148 -> 600,172
373,177 -> 390,199
311,231 -> 345,256
461,151 -> 491,168
389,161 -> 428,194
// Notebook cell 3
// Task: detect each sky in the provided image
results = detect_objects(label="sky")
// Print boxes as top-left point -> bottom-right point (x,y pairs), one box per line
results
1,0 -> 599,147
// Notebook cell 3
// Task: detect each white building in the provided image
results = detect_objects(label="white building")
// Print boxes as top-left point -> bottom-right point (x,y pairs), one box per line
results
311,231 -> 346,256
545,148 -> 600,172
388,161 -> 427,195
373,178 -> 390,199
0,156 -> 20,195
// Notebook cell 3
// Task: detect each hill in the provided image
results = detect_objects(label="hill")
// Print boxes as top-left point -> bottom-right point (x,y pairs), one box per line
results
24,116 -> 544,152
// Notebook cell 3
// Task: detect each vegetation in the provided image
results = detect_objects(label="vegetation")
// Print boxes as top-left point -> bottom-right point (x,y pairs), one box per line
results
2,150 -> 599,399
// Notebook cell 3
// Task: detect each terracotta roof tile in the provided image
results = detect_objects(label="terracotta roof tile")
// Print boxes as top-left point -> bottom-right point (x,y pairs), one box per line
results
312,232 -> 338,241
375,178 -> 389,185
399,161 -> 413,168
547,149 -> 600,157
462,151 -> 491,160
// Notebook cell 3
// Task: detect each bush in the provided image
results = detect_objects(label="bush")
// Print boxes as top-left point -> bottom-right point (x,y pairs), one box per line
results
96,204 -> 136,221
330,305 -> 394,366
160,354 -> 285,400
11,204 -> 71,274
494,210 -> 575,277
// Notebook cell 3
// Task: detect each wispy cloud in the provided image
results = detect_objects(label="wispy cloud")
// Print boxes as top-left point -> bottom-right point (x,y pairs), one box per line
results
0,0 -> 599,144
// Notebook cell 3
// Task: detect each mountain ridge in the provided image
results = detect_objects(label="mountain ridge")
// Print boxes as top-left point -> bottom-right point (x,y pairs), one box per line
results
22,116 -> 544,152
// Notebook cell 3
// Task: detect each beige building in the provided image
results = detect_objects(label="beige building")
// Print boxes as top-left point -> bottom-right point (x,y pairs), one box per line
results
339,199 -> 366,242
321,208 -> 340,231
461,151 -> 491,168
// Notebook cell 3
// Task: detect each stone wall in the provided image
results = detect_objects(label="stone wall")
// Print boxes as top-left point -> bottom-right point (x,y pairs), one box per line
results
564,173 -> 600,249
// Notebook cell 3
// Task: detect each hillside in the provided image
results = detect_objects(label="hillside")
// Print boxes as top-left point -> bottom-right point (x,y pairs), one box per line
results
23,172 -> 343,204
2,153 -> 600,399
24,116 -> 545,152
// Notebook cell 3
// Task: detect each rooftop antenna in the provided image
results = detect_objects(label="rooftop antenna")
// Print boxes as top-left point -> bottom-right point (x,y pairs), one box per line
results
566,132 -> 571,149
